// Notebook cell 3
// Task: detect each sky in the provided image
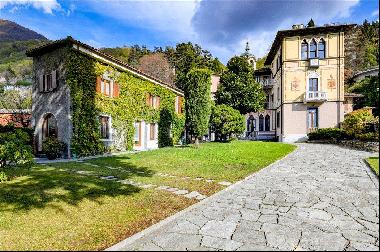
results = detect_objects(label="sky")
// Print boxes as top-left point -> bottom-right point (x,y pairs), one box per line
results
0,0 -> 379,63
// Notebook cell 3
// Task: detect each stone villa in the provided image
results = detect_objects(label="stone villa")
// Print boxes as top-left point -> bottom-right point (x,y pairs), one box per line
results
26,37 -> 184,158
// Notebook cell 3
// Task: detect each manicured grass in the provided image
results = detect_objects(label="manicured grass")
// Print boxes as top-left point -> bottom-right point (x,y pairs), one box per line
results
367,157 -> 379,176
0,141 -> 295,250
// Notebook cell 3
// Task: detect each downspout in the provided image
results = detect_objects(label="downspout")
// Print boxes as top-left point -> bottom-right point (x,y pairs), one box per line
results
337,32 -> 341,127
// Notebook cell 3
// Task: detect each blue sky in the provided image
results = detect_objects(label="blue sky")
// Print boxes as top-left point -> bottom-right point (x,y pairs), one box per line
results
0,0 -> 378,63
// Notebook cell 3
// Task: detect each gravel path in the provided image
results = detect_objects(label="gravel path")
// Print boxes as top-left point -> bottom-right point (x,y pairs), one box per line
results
107,143 -> 379,251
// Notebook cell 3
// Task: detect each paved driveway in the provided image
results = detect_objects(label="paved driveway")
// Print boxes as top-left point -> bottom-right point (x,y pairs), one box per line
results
107,143 -> 379,251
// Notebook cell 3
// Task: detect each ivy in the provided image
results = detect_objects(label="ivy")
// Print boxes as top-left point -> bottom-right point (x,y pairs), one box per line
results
94,62 -> 184,151
65,49 -> 104,157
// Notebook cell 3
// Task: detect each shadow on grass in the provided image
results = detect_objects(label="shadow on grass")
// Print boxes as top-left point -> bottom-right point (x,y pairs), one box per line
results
0,156 -> 155,212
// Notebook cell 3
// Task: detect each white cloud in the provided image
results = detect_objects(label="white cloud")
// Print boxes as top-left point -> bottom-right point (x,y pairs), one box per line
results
372,9 -> 379,17
0,0 -> 60,14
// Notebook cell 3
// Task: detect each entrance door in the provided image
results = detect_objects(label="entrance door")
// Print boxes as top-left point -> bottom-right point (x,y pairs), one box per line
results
307,108 -> 318,131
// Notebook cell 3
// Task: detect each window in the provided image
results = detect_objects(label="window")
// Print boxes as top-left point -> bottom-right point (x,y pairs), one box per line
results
277,87 -> 280,101
99,116 -> 110,139
259,115 -> 264,131
134,122 -> 141,146
318,39 -> 325,59
150,123 -> 156,140
175,96 -> 183,114
39,70 -> 57,92
301,40 -> 308,60
42,113 -> 57,139
265,115 -> 270,131
96,76 -> 119,97
309,39 -> 317,59
147,93 -> 160,109
309,78 -> 318,91
276,111 -> 280,128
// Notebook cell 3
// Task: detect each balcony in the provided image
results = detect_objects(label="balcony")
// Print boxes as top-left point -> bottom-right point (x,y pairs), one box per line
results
260,79 -> 273,88
304,91 -> 328,103
309,58 -> 319,68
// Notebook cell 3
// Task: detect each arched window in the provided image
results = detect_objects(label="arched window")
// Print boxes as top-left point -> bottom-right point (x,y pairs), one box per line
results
265,115 -> 270,131
309,39 -> 317,59
259,115 -> 264,131
247,116 -> 255,132
301,40 -> 308,60
318,39 -> 325,59
42,113 -> 57,139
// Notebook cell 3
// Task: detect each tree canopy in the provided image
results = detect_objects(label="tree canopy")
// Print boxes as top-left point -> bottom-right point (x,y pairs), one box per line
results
215,56 -> 266,114
209,104 -> 245,141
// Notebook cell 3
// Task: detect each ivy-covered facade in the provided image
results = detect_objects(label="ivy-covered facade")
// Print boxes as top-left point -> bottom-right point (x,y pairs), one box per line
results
27,36 -> 185,158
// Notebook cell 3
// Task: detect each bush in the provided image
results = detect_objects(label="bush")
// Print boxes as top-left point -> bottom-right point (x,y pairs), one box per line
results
355,132 -> 379,142
209,104 -> 245,142
0,129 -> 34,168
42,137 -> 66,160
308,128 -> 350,141
342,108 -> 378,136
0,171 -> 8,182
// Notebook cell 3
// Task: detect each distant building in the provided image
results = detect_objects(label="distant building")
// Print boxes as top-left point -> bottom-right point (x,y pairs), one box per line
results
0,109 -> 31,127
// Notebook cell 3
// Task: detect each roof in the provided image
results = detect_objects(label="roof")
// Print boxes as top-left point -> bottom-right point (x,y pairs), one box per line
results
344,93 -> 364,98
26,36 -> 184,95
352,66 -> 379,79
265,24 -> 356,65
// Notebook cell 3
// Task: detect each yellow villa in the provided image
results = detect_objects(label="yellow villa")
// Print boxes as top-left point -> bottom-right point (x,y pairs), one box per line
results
245,23 -> 355,142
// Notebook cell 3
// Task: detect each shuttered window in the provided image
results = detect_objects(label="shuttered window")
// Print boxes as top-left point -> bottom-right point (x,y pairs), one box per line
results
150,123 -> 156,140
96,76 -> 120,98
39,70 -> 58,92
146,93 -> 160,109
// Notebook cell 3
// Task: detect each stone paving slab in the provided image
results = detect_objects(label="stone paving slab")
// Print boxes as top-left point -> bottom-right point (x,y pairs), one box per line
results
106,143 -> 379,251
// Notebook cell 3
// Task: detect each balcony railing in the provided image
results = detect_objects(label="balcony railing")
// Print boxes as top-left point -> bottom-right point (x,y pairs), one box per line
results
260,79 -> 273,88
304,91 -> 328,102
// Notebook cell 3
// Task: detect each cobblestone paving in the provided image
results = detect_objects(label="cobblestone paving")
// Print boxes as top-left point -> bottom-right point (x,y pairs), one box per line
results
108,143 -> 379,251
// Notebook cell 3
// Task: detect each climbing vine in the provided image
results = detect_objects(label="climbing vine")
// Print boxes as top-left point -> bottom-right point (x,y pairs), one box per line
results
65,49 -> 104,156
93,61 -> 185,151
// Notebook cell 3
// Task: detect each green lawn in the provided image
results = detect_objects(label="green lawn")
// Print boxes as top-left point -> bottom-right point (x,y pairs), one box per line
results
367,157 -> 379,176
0,141 -> 295,250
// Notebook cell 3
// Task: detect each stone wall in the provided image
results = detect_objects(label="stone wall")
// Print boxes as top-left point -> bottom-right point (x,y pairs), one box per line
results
31,46 -> 72,157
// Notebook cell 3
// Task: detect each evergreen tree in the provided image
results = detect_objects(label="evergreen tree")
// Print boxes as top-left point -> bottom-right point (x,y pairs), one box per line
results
184,68 -> 212,146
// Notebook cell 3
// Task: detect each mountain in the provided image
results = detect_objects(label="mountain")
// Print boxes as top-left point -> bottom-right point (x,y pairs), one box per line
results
0,19 -> 46,41
0,19 -> 47,85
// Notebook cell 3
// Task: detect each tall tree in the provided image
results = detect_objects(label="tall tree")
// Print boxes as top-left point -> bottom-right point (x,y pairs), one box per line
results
185,68 -> 212,146
215,56 -> 266,114
137,53 -> 175,84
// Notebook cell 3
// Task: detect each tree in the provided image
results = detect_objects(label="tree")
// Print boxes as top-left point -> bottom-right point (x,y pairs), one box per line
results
348,76 -> 379,116
0,89 -> 31,127
184,68 -> 212,146
138,53 -> 175,84
215,56 -> 266,114
307,19 -> 315,27
209,104 -> 245,142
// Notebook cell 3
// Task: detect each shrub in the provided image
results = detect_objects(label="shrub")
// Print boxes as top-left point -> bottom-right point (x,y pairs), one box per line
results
42,137 -> 66,160
209,104 -> 245,142
307,128 -> 350,141
355,132 -> 379,142
0,171 -> 8,182
0,129 -> 34,168
342,108 -> 378,136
